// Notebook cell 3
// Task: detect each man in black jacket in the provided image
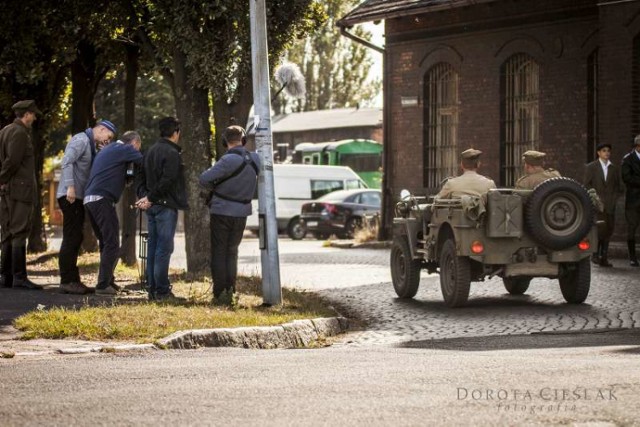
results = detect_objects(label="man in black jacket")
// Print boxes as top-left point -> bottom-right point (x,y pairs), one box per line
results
622,135 -> 640,267
136,117 -> 188,300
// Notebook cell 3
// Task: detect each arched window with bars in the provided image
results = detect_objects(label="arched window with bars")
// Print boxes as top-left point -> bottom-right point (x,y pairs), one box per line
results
423,62 -> 459,189
500,53 -> 540,186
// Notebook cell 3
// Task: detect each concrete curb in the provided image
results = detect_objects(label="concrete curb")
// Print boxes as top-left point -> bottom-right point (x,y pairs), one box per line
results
157,317 -> 349,350
1,317 -> 349,357
328,240 -> 391,249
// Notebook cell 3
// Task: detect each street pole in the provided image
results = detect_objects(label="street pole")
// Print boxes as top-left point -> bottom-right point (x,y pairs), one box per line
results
250,0 -> 282,305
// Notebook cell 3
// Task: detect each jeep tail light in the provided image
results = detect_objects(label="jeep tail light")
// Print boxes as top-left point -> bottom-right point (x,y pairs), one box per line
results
578,239 -> 590,251
471,240 -> 484,254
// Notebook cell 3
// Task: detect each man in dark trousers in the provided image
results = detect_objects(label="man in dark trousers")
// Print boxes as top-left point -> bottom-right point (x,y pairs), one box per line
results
622,135 -> 640,267
56,119 -> 117,295
584,143 -> 624,267
199,125 -> 260,302
84,131 -> 143,295
0,100 -> 43,290
135,117 -> 188,301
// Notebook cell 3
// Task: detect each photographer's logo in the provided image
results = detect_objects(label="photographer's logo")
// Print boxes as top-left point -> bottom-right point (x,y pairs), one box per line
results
457,387 -> 617,414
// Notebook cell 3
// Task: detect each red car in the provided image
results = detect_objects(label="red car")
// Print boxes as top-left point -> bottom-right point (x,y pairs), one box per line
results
300,189 -> 382,239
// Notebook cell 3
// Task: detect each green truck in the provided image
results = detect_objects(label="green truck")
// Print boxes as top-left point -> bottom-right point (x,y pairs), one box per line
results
391,177 -> 598,307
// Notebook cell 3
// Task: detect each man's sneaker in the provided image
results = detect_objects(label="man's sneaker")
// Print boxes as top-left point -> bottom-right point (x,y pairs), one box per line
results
95,285 -> 119,296
60,282 -> 92,295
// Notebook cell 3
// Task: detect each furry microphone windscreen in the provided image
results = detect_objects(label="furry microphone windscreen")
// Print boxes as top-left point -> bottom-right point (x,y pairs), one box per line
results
275,62 -> 306,98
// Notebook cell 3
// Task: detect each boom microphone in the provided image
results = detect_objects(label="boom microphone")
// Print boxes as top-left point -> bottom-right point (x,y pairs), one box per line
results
273,62 -> 306,100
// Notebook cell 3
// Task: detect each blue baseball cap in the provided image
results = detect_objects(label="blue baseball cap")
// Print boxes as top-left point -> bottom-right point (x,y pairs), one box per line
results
97,119 -> 117,135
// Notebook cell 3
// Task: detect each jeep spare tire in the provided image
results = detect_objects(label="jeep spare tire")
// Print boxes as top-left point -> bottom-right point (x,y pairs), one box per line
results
524,177 -> 594,250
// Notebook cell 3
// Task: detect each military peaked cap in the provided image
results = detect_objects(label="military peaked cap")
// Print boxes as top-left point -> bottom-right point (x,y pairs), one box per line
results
460,148 -> 482,160
11,100 -> 42,115
522,150 -> 546,166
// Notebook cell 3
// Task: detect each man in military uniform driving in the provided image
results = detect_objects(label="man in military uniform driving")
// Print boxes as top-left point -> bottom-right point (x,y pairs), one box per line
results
436,148 -> 496,198
515,150 -> 561,190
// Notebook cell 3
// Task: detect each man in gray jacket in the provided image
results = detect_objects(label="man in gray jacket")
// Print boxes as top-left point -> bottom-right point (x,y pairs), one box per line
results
199,126 -> 260,302
56,119 -> 117,294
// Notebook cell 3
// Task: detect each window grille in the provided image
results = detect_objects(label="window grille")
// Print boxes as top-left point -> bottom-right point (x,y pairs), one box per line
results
633,35 -> 640,139
424,63 -> 459,189
501,54 -> 540,186
587,50 -> 599,162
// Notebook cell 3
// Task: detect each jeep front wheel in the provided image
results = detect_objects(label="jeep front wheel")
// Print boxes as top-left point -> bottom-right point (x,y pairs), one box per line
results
503,277 -> 531,295
390,235 -> 421,299
439,239 -> 471,307
559,258 -> 591,304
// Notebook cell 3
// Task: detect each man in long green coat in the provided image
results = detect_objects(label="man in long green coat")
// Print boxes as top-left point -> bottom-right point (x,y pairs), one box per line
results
0,100 -> 43,290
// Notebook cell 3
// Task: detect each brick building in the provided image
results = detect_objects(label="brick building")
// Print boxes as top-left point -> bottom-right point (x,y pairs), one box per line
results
339,0 -> 640,239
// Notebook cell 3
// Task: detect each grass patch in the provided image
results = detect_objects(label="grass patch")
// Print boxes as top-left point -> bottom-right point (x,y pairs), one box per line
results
14,274 -> 336,343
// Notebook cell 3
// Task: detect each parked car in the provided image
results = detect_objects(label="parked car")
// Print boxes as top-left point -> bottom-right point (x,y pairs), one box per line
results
300,189 -> 382,239
245,164 -> 367,240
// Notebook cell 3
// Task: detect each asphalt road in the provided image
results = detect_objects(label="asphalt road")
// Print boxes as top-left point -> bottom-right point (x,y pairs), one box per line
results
10,234 -> 635,425
2,330 -> 639,426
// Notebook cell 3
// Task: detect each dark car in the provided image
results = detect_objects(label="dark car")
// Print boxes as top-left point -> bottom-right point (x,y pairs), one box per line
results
300,189 -> 382,239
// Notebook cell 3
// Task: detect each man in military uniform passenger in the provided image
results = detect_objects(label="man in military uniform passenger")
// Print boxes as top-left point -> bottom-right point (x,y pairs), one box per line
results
514,150 -> 561,190
0,100 -> 43,290
436,148 -> 496,199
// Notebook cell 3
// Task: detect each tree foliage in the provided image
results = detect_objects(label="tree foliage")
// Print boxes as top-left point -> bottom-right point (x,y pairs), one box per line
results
275,0 -> 381,113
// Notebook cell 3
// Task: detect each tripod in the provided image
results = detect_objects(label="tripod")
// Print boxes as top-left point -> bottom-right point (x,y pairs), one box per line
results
138,210 -> 148,290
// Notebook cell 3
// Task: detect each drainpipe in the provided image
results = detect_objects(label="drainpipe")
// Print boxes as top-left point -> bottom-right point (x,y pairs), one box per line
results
339,25 -> 385,54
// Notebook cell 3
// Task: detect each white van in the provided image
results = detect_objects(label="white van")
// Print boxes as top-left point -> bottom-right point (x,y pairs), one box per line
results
246,164 -> 367,239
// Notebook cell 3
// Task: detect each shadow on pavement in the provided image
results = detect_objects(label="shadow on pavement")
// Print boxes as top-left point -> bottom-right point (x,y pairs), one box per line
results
393,294 -> 603,316
398,328 -> 640,351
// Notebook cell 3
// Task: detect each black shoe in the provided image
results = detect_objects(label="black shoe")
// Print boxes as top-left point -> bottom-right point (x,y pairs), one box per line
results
155,292 -> 178,302
591,255 -> 601,265
13,278 -> 43,290
599,259 -> 613,268
631,259 -> 640,267
95,285 -> 119,296
0,274 -> 12,288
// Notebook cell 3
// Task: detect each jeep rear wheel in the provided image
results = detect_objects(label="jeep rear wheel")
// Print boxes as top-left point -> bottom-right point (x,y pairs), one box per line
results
439,239 -> 471,307
391,235 -> 421,299
525,177 -> 594,250
559,258 -> 591,304
503,277 -> 531,295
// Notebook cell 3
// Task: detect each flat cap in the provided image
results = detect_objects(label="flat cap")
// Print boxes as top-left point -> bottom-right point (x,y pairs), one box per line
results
522,150 -> 546,166
596,143 -> 612,151
96,119 -> 117,136
11,100 -> 42,115
460,148 -> 482,160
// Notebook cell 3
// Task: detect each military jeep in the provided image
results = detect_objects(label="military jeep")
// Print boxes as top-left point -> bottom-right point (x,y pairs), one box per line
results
390,177 -> 597,307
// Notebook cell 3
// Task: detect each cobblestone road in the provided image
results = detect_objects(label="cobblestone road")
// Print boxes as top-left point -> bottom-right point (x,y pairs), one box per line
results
237,238 -> 640,346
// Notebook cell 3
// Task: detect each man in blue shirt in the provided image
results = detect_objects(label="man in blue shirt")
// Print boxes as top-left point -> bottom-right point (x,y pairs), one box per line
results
199,126 -> 260,302
84,131 -> 143,295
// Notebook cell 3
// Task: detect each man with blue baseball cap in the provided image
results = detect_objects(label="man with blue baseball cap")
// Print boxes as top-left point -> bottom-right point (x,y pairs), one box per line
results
56,119 -> 118,294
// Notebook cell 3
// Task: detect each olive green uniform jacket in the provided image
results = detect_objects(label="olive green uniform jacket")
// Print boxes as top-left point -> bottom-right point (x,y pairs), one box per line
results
436,171 -> 496,199
0,119 -> 36,244
515,169 -> 561,190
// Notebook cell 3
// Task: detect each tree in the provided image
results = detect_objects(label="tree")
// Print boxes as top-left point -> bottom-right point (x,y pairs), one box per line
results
274,0 -> 381,113
0,0 -> 78,252
136,0 -> 324,275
